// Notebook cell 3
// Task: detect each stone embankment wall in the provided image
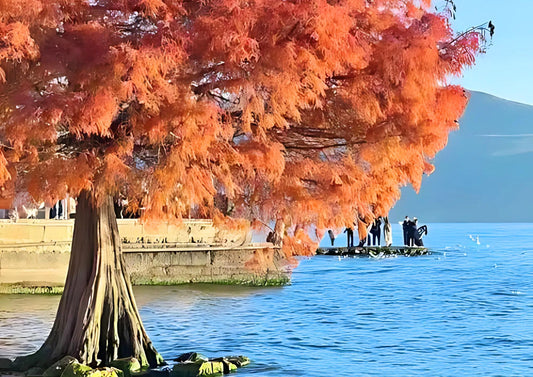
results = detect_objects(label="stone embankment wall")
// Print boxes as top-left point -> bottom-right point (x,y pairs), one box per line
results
0,218 -> 250,245
0,219 -> 289,293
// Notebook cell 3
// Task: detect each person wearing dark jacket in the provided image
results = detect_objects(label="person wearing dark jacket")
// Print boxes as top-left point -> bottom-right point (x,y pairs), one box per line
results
357,217 -> 368,247
407,217 -> 418,246
344,227 -> 354,248
368,218 -> 382,246
414,224 -> 427,246
328,230 -> 335,246
402,216 -> 410,246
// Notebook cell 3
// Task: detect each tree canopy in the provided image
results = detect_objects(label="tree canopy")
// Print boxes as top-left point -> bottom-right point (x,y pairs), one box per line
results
0,0 -> 486,255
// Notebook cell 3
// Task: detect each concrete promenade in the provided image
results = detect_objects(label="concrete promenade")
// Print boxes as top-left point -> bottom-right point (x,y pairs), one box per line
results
0,219 -> 290,293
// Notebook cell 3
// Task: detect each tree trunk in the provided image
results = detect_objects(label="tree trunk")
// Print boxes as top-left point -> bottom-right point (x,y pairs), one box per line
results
14,190 -> 163,370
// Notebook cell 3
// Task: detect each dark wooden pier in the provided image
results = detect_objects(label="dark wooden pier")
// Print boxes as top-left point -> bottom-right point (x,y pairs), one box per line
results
316,246 -> 429,258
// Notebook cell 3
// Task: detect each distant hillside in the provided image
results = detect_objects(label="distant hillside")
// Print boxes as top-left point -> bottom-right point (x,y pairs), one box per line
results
390,91 -> 533,223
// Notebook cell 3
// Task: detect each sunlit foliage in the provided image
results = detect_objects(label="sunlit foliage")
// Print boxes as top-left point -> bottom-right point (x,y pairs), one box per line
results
0,0 -> 484,255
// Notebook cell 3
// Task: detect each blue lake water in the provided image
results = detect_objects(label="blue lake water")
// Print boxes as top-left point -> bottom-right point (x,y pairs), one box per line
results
1,223 -> 532,376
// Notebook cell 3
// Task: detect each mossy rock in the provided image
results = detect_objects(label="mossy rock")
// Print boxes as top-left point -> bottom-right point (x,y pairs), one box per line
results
86,367 -> 124,377
43,356 -> 78,377
0,358 -> 14,371
206,359 -> 236,374
142,368 -> 170,377
109,358 -> 141,377
26,366 -> 45,376
197,362 -> 223,377
129,370 -> 151,377
226,363 -> 236,373
173,353 -> 208,364
170,353 -> 249,377
220,361 -> 236,374
171,361 -> 223,377
60,362 -> 92,377
223,357 -> 249,368
60,363 -> 123,377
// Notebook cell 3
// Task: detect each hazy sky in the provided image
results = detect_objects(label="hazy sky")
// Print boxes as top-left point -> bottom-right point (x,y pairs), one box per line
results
446,0 -> 533,105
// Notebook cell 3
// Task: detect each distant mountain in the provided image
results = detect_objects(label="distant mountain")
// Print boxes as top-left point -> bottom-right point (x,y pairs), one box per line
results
390,91 -> 533,223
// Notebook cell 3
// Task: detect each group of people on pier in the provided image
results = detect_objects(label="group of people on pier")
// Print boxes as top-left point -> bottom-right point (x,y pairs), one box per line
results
339,216 -> 393,248
402,216 -> 427,247
328,215 -> 427,248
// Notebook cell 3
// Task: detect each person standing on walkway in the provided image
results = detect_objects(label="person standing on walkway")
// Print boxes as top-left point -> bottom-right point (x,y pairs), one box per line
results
368,217 -> 382,246
410,217 -> 423,246
407,217 -> 418,246
357,217 -> 368,247
344,227 -> 354,248
402,216 -> 410,246
328,230 -> 335,246
375,217 -> 382,245
384,217 -> 392,247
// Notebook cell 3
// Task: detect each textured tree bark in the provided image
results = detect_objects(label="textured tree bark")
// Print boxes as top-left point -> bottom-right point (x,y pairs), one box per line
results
14,190 -> 163,370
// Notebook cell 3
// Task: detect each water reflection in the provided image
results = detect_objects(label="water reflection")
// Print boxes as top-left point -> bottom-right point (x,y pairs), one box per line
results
0,295 -> 59,356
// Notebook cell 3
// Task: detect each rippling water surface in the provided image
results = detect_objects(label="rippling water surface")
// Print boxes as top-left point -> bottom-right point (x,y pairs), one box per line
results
1,224 -> 532,376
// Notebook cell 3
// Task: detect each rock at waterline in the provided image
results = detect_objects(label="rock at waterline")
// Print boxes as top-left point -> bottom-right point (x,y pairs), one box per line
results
42,356 -> 78,377
205,356 -> 250,370
222,357 -> 249,368
172,354 -> 208,364
60,362 -> 93,377
0,354 -> 247,377
91,368 -> 124,377
109,358 -> 141,377
61,363 -> 123,377
171,361 -> 224,377
132,369 -> 171,377
207,359 -> 237,374
0,358 -> 14,371
171,353 -> 249,377
26,366 -> 45,376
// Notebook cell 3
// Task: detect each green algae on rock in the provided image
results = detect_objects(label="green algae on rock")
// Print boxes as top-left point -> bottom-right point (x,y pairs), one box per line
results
222,357 -> 249,368
61,363 -> 124,377
171,361 -> 224,377
172,353 -> 208,364
0,354 -> 248,377
109,358 -> 141,377
60,362 -> 94,377
0,283 -> 64,295
42,356 -> 78,377
170,353 -> 249,377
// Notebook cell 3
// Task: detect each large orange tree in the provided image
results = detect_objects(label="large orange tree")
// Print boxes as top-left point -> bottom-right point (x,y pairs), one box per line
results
0,0 -> 487,370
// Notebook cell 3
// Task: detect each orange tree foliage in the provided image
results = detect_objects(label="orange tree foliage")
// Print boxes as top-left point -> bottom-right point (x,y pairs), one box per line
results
0,0 -> 484,255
